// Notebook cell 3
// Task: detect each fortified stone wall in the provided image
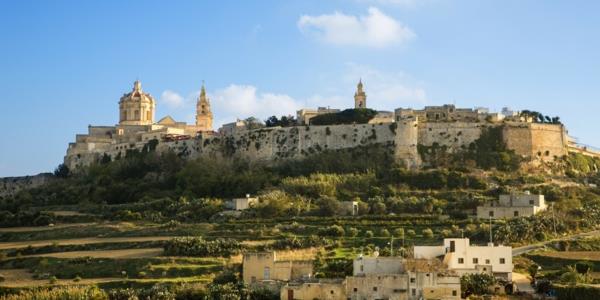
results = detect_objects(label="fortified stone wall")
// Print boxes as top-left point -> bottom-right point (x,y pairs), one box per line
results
0,173 -> 53,199
65,121 -> 567,170
503,122 -> 567,159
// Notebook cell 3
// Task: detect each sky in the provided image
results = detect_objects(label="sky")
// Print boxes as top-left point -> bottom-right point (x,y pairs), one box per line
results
0,0 -> 599,177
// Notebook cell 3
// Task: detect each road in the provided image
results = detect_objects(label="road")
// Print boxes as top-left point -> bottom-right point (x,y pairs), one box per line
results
512,229 -> 600,256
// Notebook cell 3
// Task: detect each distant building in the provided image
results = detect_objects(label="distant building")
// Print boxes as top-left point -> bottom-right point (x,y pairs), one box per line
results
227,194 -> 258,211
243,252 -> 313,285
219,119 -> 248,135
394,104 -> 504,123
296,107 -> 341,125
280,255 -> 461,300
477,192 -> 547,219
368,111 -> 395,124
414,238 -> 513,281
340,201 -> 359,216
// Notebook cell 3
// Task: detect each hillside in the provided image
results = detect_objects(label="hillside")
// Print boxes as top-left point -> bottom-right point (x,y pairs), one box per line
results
2,127 -> 600,298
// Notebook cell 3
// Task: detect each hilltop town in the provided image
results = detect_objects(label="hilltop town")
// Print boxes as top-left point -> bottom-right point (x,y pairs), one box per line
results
64,80 -> 597,174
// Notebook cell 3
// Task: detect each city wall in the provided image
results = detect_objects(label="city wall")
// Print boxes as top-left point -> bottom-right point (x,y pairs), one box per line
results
65,121 -> 568,170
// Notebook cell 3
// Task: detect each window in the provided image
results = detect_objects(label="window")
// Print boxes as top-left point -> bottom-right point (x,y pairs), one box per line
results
330,290 -> 334,295
353,288 -> 357,292
473,258 -> 479,264
360,265 -> 364,272
485,259 -> 490,264
500,258 -> 506,264
514,211 -> 519,217
458,258 -> 464,264
452,290 -> 457,296
530,200 -> 534,205
450,241 -> 455,252
412,289 -> 416,296
251,276 -> 256,283
489,211 -> 494,217
410,278 -> 415,283
373,287 -> 378,292
263,267 -> 270,280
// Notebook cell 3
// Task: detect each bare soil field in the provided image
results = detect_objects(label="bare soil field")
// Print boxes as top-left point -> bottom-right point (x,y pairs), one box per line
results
24,248 -> 164,259
0,236 -> 180,250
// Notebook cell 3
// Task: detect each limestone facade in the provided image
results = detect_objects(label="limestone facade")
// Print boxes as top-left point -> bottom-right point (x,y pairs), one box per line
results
414,238 -> 513,281
119,80 -> 155,126
354,79 -> 367,109
477,192 -> 547,219
280,256 -> 461,300
242,252 -> 313,285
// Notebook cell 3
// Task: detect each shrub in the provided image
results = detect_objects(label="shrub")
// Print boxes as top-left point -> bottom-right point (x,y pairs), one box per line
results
379,229 -> 390,237
347,227 -> 359,237
318,225 -> 345,237
310,108 -> 378,125
461,273 -> 496,297
49,275 -> 58,284
406,229 -> 416,237
163,237 -> 241,257
73,275 -> 82,282
0,274 -> 4,282
364,230 -> 374,238
394,228 -> 405,239
422,228 -> 434,238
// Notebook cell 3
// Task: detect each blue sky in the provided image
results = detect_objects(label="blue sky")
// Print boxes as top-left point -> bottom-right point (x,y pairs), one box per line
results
1,0 -> 599,176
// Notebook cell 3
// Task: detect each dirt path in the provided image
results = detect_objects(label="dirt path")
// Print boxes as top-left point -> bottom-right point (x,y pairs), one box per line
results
512,272 -> 534,293
0,236 -> 179,250
25,248 -> 164,259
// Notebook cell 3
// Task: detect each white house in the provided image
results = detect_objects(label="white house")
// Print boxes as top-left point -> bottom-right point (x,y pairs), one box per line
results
477,192 -> 547,219
228,194 -> 258,211
414,238 -> 513,281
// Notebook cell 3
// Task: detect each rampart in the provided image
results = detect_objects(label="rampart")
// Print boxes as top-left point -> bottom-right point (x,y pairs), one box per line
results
64,121 -> 568,170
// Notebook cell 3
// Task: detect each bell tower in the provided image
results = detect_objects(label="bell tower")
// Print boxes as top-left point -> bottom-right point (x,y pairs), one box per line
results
354,79 -> 367,109
195,82 -> 213,131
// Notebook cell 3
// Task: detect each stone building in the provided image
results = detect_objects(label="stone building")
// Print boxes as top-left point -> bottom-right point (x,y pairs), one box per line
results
227,194 -> 258,211
477,192 -> 547,219
280,255 -> 461,300
414,238 -> 513,281
296,107 -> 341,125
65,80 -> 213,169
242,252 -> 313,285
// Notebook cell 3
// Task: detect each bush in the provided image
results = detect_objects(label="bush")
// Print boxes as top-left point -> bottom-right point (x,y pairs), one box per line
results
379,228 -> 390,237
318,225 -> 345,237
163,237 -> 241,257
461,273 -> 496,297
310,108 -> 378,125
49,275 -> 57,284
393,228 -> 405,239
347,227 -> 359,237
0,273 -> 4,282
422,228 -> 434,238
406,229 -> 416,237
364,230 -> 374,238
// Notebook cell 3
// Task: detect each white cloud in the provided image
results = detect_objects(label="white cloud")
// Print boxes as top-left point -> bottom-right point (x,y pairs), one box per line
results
157,65 -> 427,128
298,7 -> 415,48
210,84 -> 302,127
160,90 -> 185,108
358,0 -> 419,7
342,62 -> 427,110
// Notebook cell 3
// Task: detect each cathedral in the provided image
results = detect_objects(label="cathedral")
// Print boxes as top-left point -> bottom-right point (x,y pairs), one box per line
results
117,80 -> 213,132
65,80 -> 214,169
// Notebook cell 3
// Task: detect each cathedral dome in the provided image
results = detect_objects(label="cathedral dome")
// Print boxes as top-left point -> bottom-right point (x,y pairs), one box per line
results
119,80 -> 156,126
119,80 -> 155,104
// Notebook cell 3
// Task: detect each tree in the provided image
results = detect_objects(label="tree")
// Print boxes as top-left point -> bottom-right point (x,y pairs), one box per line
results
53,163 -> 70,178
317,196 -> 342,216
422,228 -> 434,238
244,117 -> 264,130
461,273 -> 496,297
265,115 -> 297,127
